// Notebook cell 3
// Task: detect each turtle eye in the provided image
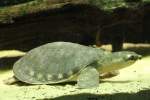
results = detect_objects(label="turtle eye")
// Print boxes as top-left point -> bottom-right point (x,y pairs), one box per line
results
127,55 -> 135,60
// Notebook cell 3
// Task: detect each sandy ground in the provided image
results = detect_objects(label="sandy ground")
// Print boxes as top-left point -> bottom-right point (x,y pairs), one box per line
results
0,43 -> 150,100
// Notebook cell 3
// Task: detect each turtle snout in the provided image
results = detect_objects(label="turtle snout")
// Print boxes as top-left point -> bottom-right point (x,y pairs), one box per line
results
127,54 -> 142,60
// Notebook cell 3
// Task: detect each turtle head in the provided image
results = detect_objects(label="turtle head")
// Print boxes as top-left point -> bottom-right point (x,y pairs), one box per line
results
112,51 -> 142,63
97,51 -> 142,73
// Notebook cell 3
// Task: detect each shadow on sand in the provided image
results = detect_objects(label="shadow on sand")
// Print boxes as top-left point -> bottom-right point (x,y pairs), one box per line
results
38,89 -> 150,100
0,56 -> 21,70
124,45 -> 150,57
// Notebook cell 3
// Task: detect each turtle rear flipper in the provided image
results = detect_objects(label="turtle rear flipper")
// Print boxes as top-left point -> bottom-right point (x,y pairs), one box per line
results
77,67 -> 99,89
3,76 -> 19,85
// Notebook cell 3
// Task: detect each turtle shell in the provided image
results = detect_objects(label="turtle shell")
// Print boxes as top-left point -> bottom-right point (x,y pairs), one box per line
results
13,42 -> 103,84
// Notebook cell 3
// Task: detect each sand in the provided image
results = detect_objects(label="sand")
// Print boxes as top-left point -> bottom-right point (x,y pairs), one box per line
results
0,43 -> 150,100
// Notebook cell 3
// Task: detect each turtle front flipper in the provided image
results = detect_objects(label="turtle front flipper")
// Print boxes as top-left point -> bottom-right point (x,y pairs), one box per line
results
3,76 -> 19,85
77,67 -> 99,89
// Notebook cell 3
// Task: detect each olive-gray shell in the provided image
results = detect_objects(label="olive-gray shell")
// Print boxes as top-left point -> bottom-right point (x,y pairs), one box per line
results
13,42 -> 103,84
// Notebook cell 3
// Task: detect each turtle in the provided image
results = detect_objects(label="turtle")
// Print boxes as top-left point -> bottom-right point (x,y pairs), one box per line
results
4,42 -> 142,88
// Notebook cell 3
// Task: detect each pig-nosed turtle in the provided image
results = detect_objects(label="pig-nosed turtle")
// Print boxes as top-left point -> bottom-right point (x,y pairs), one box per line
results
4,42 -> 142,88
